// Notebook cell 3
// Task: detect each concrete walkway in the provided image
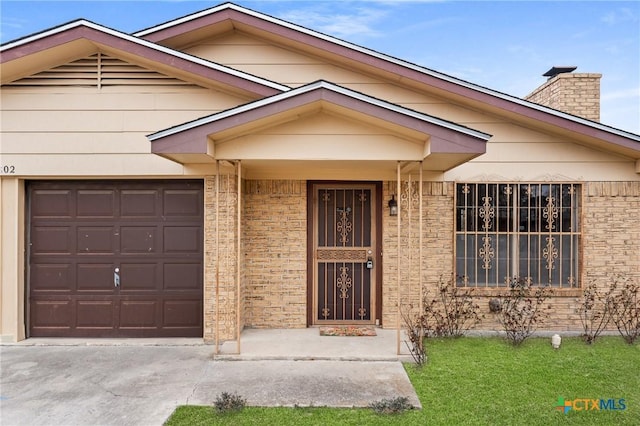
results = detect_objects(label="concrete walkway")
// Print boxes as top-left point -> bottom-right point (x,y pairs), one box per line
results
1,328 -> 420,426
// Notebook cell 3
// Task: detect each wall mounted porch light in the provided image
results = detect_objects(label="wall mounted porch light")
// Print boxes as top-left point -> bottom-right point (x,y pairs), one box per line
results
388,194 -> 398,216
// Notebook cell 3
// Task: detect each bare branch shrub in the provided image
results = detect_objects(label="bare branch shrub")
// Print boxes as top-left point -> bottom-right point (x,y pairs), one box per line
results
494,277 -> 553,346
575,280 -> 614,344
609,278 -> 640,344
401,274 -> 483,365
401,305 -> 427,366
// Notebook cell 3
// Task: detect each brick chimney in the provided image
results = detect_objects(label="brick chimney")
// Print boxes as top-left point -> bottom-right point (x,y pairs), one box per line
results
525,66 -> 602,122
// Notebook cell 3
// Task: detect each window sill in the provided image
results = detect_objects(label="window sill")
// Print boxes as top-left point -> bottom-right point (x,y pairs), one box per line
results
467,288 -> 583,298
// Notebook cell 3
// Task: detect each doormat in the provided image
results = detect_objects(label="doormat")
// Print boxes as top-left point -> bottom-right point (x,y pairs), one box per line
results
319,326 -> 377,336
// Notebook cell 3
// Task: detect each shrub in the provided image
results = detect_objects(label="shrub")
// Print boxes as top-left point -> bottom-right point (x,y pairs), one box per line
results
494,277 -> 553,346
401,275 -> 482,365
609,278 -> 640,344
419,274 -> 483,338
401,305 -> 427,366
213,392 -> 246,413
575,280 -> 614,344
368,396 -> 413,414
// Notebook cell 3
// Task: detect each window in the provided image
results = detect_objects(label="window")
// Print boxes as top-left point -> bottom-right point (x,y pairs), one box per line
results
455,183 -> 581,287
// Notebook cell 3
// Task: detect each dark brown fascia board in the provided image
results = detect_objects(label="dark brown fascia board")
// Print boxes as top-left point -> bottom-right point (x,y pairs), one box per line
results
0,20 -> 288,97
136,3 -> 640,154
149,80 -> 490,156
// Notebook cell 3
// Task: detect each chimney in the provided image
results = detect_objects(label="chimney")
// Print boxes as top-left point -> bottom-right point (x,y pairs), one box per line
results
525,66 -> 602,122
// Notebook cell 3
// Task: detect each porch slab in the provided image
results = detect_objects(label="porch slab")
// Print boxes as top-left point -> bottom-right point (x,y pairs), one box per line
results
216,327 -> 415,361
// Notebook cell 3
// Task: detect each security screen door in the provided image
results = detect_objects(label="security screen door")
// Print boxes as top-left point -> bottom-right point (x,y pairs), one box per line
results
312,184 -> 376,324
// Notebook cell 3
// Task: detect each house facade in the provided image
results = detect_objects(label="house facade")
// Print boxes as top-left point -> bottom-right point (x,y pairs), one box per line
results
1,3 -> 639,345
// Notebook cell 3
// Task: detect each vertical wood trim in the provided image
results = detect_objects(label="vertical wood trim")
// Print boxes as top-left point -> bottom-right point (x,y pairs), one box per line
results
419,164 -> 423,314
375,182 -> 383,324
306,181 -> 314,326
215,161 -> 220,353
396,163 -> 401,355
236,161 -> 242,354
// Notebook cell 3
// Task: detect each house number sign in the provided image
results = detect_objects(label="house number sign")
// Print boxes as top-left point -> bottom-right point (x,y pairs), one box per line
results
1,165 -> 16,174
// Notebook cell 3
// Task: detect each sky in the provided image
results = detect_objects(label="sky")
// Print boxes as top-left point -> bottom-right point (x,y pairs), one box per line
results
1,0 -> 639,134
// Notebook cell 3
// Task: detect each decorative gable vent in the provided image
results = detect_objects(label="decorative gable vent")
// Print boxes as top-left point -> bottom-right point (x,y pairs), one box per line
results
7,53 -> 198,88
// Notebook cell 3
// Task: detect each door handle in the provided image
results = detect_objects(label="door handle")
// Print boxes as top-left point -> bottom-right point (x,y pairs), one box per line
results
114,267 -> 120,288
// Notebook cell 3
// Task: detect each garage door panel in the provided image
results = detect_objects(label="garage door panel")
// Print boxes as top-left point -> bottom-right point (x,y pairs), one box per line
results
32,226 -> 72,254
28,180 -> 203,338
31,264 -> 73,292
119,300 -> 158,328
77,263 -> 116,292
76,301 -> 115,328
120,227 -> 158,253
77,226 -> 116,254
77,190 -> 116,218
30,300 -> 73,328
164,263 -> 202,290
164,226 -> 201,253
120,190 -> 158,218
119,263 -> 158,291
164,190 -> 202,218
163,300 -> 202,327
31,190 -> 73,218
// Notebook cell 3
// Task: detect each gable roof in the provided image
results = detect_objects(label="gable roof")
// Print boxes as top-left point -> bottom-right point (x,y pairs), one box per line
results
0,19 -> 289,97
149,80 -> 490,170
136,2 -> 640,158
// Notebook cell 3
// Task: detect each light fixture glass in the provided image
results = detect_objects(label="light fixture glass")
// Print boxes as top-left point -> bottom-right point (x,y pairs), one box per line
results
388,194 -> 398,216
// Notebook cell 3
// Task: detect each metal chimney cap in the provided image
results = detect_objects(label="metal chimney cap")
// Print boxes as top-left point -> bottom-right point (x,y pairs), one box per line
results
543,66 -> 577,78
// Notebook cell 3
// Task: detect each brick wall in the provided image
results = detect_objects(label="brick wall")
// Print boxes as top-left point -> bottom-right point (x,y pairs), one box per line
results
382,181 -> 454,327
242,180 -> 307,329
204,174 -> 239,343
203,177 -> 639,340
381,180 -> 640,332
525,73 -> 601,121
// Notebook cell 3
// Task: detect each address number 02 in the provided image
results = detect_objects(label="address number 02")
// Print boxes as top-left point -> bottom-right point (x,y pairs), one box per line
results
2,165 -> 16,174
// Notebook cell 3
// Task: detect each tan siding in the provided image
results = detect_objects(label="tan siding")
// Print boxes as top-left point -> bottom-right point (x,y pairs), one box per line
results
1,133 -> 152,154
446,160 -> 639,182
216,135 -> 423,161
185,32 -> 386,87
1,63 -> 247,177
1,154 -> 186,176
0,178 -> 25,342
1,89 -> 243,110
187,34 -> 321,64
3,109 -> 222,132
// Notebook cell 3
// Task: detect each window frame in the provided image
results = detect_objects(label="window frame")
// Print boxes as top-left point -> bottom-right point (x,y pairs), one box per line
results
454,182 -> 582,289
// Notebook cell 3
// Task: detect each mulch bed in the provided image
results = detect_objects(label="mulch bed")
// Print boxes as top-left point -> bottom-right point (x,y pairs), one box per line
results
319,326 -> 377,336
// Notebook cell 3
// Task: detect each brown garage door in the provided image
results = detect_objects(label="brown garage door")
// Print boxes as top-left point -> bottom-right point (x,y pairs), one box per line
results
27,180 -> 204,337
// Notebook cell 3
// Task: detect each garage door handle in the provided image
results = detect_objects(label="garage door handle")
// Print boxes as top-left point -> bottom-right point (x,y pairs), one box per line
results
114,268 -> 120,288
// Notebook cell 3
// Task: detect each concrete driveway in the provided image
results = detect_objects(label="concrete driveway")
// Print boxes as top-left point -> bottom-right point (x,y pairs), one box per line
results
1,343 -> 420,426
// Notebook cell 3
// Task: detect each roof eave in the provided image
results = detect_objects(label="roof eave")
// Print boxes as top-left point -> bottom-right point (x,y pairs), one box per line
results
0,19 -> 288,97
134,3 -> 640,153
149,81 -> 489,167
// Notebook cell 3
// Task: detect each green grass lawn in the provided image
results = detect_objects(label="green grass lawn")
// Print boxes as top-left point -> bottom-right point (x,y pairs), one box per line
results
165,337 -> 639,425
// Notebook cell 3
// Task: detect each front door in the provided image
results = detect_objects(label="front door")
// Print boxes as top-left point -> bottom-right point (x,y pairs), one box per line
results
312,184 -> 377,324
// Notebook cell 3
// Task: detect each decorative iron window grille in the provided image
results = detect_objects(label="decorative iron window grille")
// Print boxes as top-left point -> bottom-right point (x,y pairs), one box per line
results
455,183 -> 581,288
